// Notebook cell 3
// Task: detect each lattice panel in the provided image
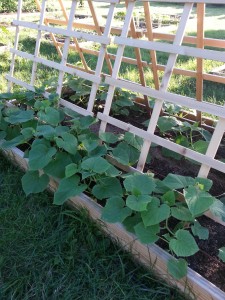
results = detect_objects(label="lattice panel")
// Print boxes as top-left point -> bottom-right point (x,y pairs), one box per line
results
96,0 -> 225,178
7,0 -> 118,116
6,0 -> 225,182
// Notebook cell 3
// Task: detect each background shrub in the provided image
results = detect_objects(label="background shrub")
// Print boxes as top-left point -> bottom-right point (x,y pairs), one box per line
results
0,0 -> 37,13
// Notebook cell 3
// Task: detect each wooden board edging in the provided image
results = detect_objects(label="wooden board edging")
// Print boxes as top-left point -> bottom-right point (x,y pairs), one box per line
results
1,146 -> 225,300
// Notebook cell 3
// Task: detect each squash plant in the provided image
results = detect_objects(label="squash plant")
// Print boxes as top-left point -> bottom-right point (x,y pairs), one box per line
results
143,115 -> 212,160
66,76 -> 136,116
0,89 -> 225,280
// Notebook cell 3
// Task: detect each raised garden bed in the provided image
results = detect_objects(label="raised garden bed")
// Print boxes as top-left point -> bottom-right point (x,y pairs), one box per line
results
1,91 -> 225,300
1,145 -> 225,300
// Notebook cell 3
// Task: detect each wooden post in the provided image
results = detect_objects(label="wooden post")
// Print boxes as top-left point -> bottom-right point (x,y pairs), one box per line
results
58,0 -> 89,72
126,0 -> 151,114
56,0 -> 78,97
7,0 -> 23,92
196,3 -> 205,124
87,2 -> 116,112
143,1 -> 160,91
34,0 -> 62,57
30,0 -> 47,86
99,0 -> 135,133
87,0 -> 113,75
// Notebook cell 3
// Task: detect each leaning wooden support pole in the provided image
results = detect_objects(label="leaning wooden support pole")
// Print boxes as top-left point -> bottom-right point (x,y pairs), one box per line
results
127,1 -> 151,114
143,1 -> 160,90
2,145 -> 225,300
196,3 -> 205,124
58,0 -> 89,73
7,0 -> 23,92
34,0 -> 63,57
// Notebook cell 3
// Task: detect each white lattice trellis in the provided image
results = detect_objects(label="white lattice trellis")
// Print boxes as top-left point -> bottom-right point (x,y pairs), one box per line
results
6,0 -> 225,185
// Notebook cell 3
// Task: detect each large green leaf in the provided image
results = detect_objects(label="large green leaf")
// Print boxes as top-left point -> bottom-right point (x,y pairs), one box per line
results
55,132 -> 78,155
21,127 -> 35,140
169,229 -> 199,257
44,152 -> 73,179
105,165 -> 121,177
161,191 -> 176,206
29,144 -> 57,170
92,177 -> 123,200
83,138 -> 99,153
35,125 -> 56,140
101,196 -> 132,223
5,125 -> 20,141
89,145 -> 107,158
55,125 -> 70,136
134,222 -> 159,244
54,175 -> 87,205
112,142 -> 130,165
167,258 -> 187,280
38,107 -> 61,126
99,132 -> 120,144
123,214 -> 142,233
81,156 -> 111,174
22,119 -> 38,130
157,116 -> 181,133
192,140 -> 209,154
191,221 -> 209,240
184,186 -> 215,217
126,195 -> 152,212
1,135 -> 25,149
162,174 -> 195,190
22,171 -> 49,196
124,174 -> 156,195
209,200 -> 225,222
141,198 -> 170,226
194,177 -> 212,191
124,132 -> 143,151
79,115 -> 97,129
114,98 -> 133,107
65,163 -> 79,178
64,107 -> 80,119
171,206 -> 194,222
5,110 -> 34,124
128,146 -> 140,165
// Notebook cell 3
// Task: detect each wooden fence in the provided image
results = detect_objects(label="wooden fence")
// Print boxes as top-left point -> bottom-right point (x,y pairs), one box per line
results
6,0 -> 225,183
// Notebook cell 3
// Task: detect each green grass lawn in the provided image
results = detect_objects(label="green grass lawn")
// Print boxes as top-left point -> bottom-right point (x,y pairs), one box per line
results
0,153 -> 189,300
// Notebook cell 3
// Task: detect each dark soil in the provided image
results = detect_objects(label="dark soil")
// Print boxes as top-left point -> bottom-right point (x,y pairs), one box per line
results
157,215 -> 225,292
187,216 -> 225,291
145,147 -> 225,196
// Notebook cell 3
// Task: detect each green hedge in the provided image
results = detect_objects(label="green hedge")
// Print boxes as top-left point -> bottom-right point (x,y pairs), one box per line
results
0,0 -> 37,13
